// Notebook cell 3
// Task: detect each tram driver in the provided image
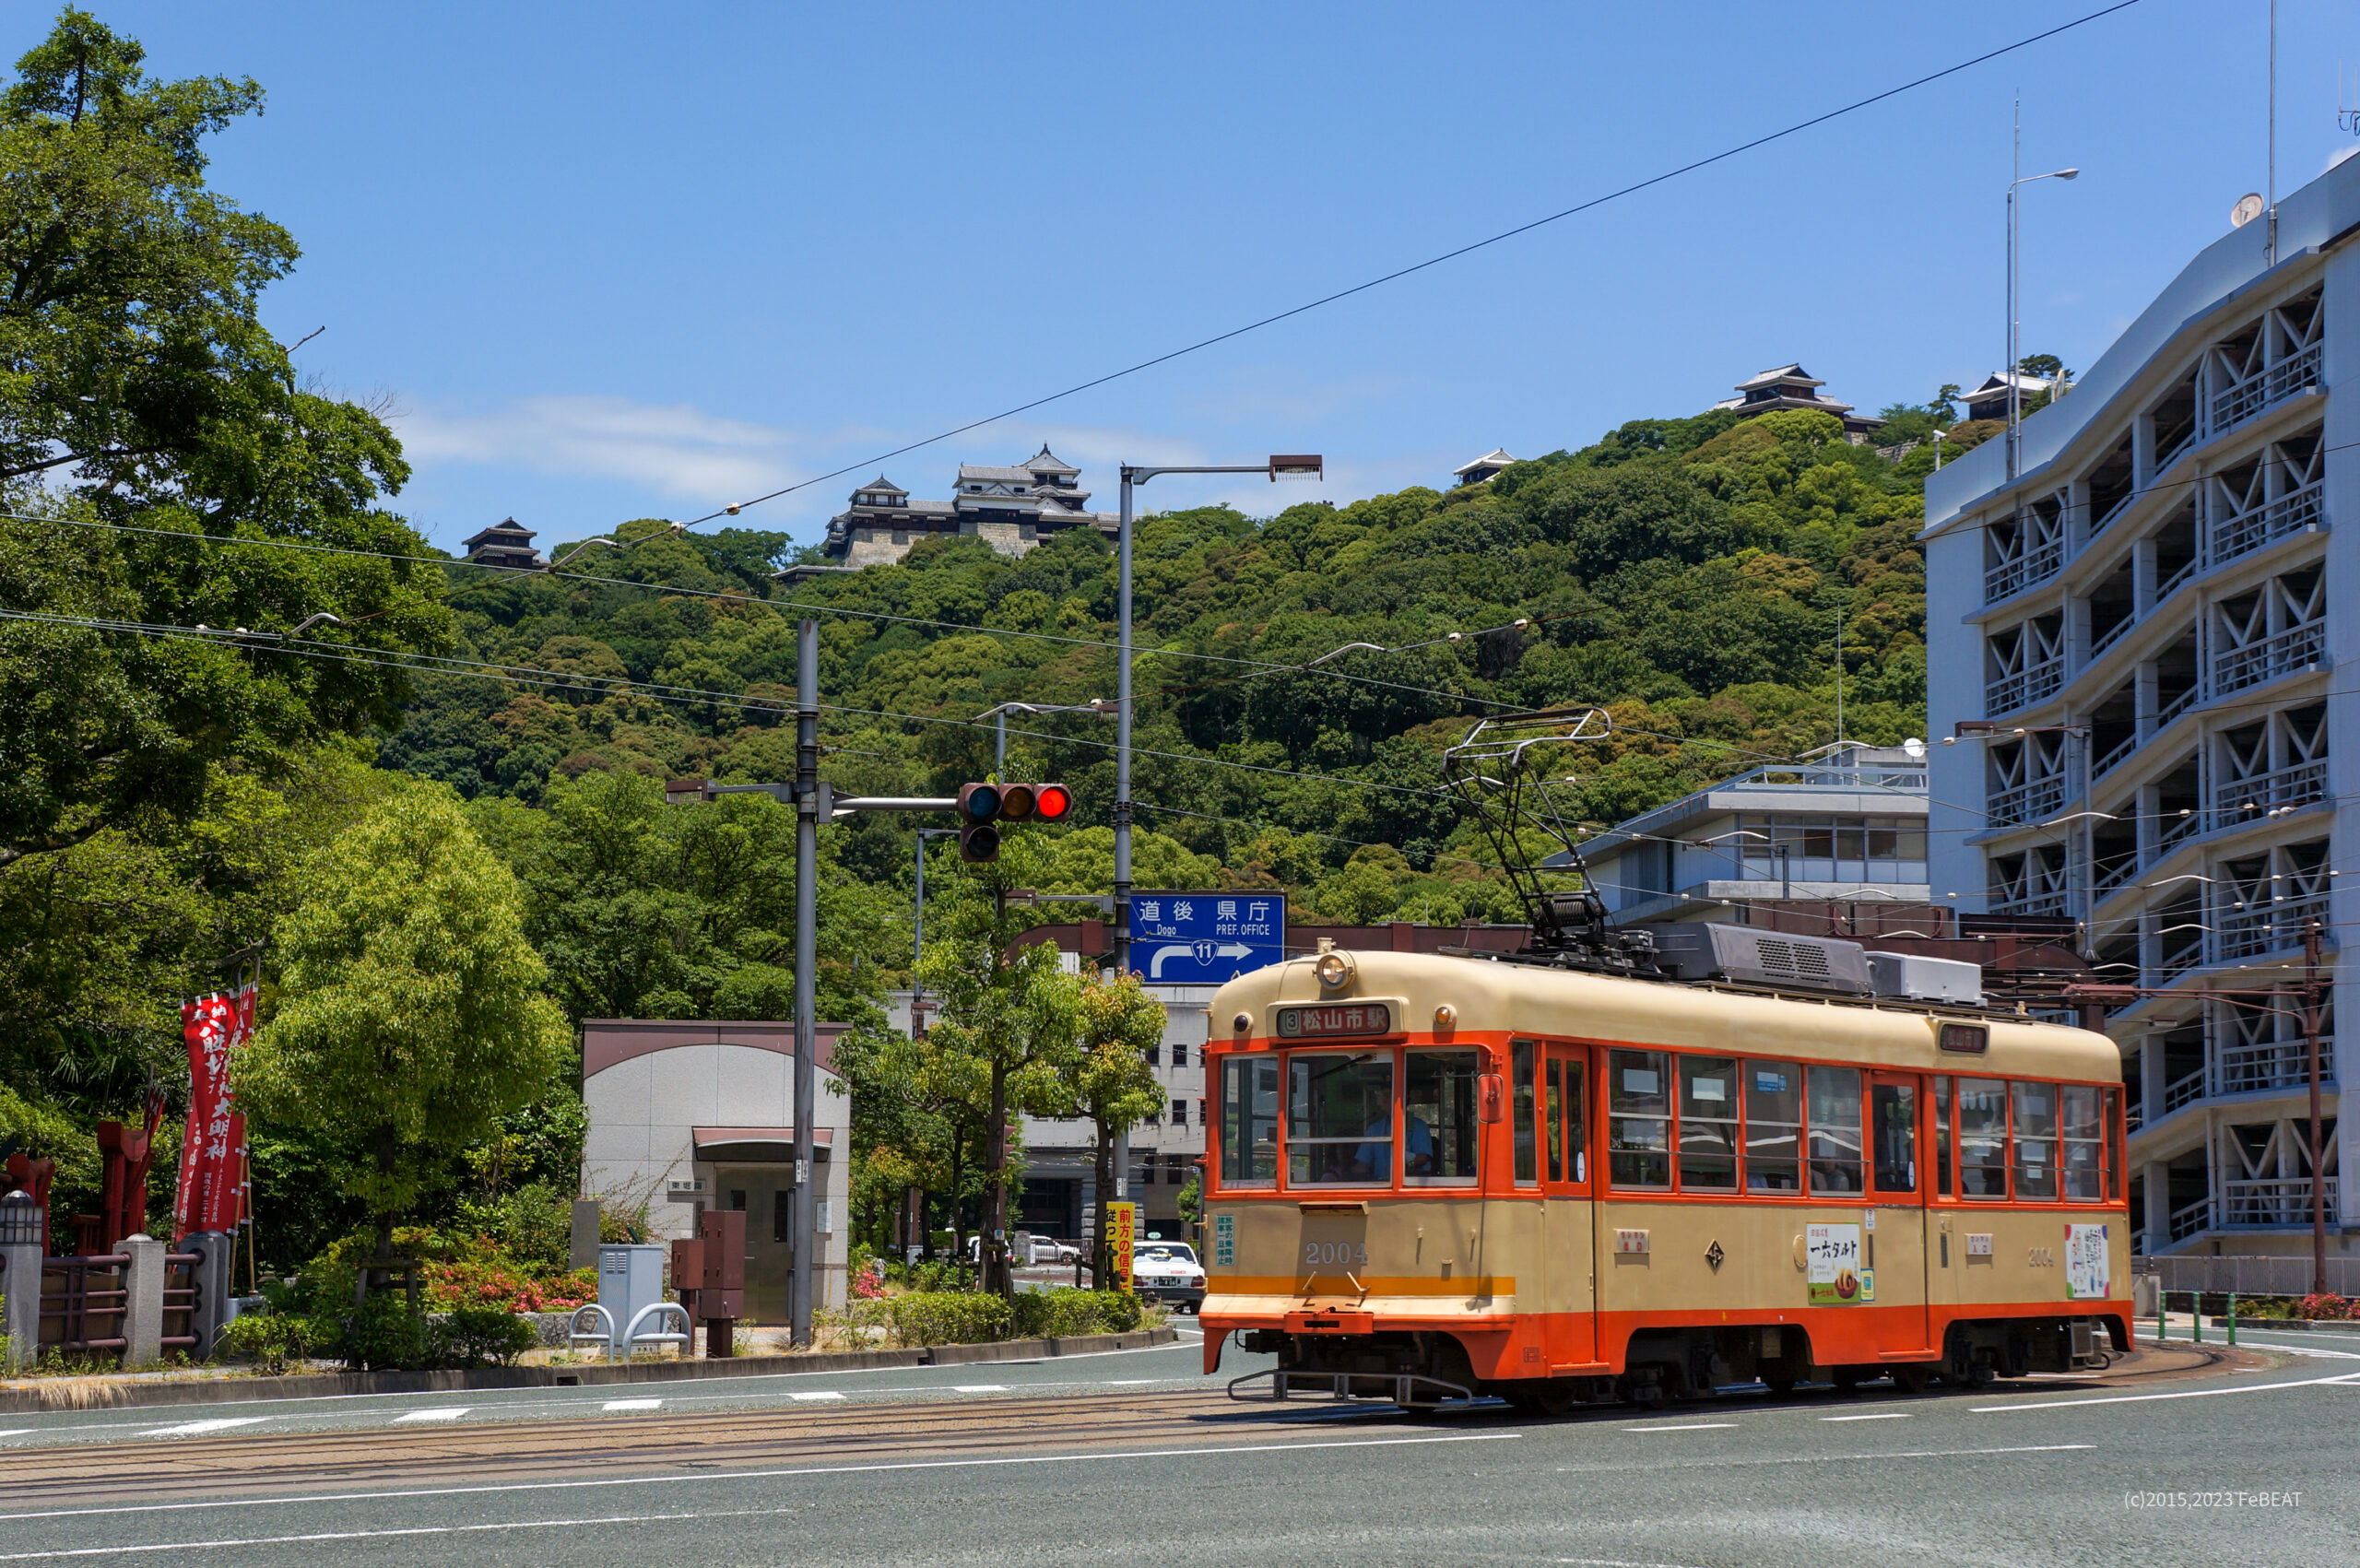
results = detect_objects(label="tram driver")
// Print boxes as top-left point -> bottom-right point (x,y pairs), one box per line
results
1348,1112 -> 1435,1180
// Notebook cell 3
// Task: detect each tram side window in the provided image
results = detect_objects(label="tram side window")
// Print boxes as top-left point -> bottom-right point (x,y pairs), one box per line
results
1807,1067 -> 1864,1195
1744,1061 -> 1802,1192
1544,1055 -> 1563,1183
1563,1055 -> 1587,1184
2060,1083 -> 2104,1202
1608,1048 -> 1671,1189
1678,1056 -> 1738,1189
1956,1078 -> 2009,1199
2104,1086 -> 2124,1201
1404,1049 -> 1481,1185
1286,1052 -> 1395,1186
1871,1079 -> 1917,1193
2012,1080 -> 2058,1200
1512,1040 -> 1539,1185
1933,1076 -> 1953,1197
1219,1055 -> 1280,1189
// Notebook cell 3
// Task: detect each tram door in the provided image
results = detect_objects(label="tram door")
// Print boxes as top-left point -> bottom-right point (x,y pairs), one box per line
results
1540,1043 -> 1597,1365
1866,1073 -> 1932,1353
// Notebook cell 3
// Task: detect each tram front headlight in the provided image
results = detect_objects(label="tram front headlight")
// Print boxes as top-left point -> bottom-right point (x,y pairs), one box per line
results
1314,950 -> 1356,989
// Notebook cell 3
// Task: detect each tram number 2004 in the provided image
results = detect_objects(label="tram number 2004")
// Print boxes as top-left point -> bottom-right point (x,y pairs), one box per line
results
1304,1242 -> 1371,1267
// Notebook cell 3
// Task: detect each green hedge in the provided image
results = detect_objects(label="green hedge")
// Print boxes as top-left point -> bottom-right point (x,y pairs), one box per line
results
1012,1290 -> 1143,1338
884,1291 -> 1011,1349
881,1290 -> 1144,1348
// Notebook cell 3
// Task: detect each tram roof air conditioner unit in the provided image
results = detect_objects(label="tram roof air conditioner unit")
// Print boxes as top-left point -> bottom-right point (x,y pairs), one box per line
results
1646,923 -> 1871,996
1864,951 -> 1984,1007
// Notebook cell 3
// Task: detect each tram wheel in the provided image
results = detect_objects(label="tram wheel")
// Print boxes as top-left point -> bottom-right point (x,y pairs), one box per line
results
1507,1382 -> 1576,1418
1831,1367 -> 1865,1393
1763,1375 -> 1797,1397
1890,1366 -> 1932,1396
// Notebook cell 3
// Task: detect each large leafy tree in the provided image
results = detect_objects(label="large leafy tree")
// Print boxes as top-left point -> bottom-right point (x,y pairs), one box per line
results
1071,971 -> 1164,1288
914,838 -> 1083,1298
232,790 -> 572,1261
0,10 -> 452,868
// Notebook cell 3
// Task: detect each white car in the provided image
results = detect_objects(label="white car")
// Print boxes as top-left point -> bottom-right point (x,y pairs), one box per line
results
1132,1241 -> 1206,1312
1028,1237 -> 1080,1267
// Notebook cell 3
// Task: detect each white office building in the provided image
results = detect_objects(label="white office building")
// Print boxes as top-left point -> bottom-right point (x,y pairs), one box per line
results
1923,161 -> 2355,1259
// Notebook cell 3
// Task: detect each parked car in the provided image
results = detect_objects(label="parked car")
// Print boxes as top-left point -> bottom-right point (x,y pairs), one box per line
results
1028,1237 -> 1080,1267
1132,1241 -> 1206,1312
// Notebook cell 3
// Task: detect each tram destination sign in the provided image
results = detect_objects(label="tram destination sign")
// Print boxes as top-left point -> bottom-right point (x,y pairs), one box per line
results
1128,890 -> 1284,984
1275,1002 -> 1394,1039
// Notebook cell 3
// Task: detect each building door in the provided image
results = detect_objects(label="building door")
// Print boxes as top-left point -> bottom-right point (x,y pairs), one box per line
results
716,1165 -> 793,1326
1867,1073 -> 1932,1354
1541,1043 -> 1597,1367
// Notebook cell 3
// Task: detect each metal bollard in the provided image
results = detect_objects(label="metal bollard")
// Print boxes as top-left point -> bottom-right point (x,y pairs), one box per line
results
2226,1291 -> 2237,1347
2156,1289 -> 2167,1344
2192,1296 -> 2201,1344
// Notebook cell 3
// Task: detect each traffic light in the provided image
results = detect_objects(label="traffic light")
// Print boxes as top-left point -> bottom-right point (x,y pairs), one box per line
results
955,782 -> 1071,861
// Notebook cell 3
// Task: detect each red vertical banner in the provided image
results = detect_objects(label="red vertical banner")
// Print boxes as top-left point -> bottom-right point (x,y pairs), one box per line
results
174,983 -> 255,1240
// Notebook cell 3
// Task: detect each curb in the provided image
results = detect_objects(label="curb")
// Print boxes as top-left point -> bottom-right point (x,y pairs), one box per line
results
0,1326 -> 1175,1414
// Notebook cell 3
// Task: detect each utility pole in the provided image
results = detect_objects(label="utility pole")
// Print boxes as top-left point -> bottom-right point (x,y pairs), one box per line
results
1115,468 -> 1136,980
791,619 -> 819,1350
2304,915 -> 2325,1296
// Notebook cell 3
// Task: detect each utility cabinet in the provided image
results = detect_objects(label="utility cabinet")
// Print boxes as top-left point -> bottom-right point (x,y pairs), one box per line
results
596,1243 -> 667,1355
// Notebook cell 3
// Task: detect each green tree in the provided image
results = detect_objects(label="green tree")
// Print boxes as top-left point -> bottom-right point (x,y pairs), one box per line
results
915,838 -> 1084,1298
232,790 -> 572,1264
0,11 -> 453,868
1071,970 -> 1165,1287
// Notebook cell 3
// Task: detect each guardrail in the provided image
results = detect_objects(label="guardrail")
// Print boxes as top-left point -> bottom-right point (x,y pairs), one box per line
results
2140,1252 -> 2359,1297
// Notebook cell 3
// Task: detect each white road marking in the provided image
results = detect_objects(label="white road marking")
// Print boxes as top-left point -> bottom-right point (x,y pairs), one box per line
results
1102,1378 -> 1163,1385
137,1419 -> 270,1438
1974,1369 -> 2360,1412
0,1432 -> 1521,1525
789,1391 -> 844,1401
392,1409 -> 470,1424
1622,1422 -> 1737,1432
1821,1412 -> 1911,1422
951,1385 -> 1007,1393
601,1399 -> 661,1412
0,1431 -> 31,1439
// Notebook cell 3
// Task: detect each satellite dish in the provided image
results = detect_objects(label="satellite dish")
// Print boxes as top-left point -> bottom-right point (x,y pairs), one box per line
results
2232,192 -> 2267,229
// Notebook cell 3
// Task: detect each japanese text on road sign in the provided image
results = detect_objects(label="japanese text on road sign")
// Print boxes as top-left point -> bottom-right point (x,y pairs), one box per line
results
1128,891 -> 1285,983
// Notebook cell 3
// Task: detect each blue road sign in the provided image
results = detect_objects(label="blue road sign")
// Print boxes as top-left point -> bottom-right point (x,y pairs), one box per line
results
1127,891 -> 1286,984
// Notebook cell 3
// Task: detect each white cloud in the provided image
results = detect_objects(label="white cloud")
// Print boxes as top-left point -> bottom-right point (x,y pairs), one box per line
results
391,395 -> 808,505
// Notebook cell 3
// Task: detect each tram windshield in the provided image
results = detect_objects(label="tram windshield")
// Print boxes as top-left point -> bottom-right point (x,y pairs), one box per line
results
1286,1053 -> 1395,1185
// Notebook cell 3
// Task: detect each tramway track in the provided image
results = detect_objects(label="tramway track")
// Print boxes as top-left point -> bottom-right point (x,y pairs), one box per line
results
0,1388 -> 1405,1505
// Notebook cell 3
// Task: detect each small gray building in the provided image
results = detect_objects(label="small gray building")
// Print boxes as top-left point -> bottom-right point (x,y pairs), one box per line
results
580,1019 -> 853,1320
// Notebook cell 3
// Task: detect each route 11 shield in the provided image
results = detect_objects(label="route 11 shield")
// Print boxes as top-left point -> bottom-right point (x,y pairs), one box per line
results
1127,891 -> 1285,984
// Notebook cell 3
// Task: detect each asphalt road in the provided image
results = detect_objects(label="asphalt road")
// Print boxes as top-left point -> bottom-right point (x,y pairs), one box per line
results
0,1325 -> 2354,1567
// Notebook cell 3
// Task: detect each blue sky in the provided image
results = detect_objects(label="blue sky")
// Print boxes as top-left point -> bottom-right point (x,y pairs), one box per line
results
36,1 -> 2360,551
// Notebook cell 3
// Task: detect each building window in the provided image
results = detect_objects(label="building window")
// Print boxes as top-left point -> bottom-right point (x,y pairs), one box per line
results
1171,1099 -> 1187,1126
1171,1042 -> 1187,1067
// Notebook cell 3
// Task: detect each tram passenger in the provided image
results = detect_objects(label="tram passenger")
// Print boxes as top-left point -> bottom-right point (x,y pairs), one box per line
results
1348,1112 -> 1434,1180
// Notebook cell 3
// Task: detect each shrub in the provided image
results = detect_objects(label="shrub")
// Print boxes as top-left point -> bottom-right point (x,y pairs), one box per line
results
1011,1289 -> 1143,1339
338,1293 -> 435,1371
217,1313 -> 316,1375
431,1307 -> 539,1368
884,1291 -> 1011,1348
2300,1291 -> 2354,1321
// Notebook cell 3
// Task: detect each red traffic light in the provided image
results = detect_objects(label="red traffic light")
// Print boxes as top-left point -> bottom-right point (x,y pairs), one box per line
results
1034,784 -> 1071,820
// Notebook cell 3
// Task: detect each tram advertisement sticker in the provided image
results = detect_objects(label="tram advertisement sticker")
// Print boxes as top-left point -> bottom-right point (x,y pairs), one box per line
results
1806,1223 -> 1874,1305
2065,1222 -> 2111,1300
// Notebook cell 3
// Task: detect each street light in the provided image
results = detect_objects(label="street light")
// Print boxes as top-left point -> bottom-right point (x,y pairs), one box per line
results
1114,455 -> 1321,975
2006,99 -> 2078,479
974,699 -> 1114,772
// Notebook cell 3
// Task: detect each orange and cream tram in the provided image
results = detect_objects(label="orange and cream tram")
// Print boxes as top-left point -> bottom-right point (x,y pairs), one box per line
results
1198,931 -> 2132,1410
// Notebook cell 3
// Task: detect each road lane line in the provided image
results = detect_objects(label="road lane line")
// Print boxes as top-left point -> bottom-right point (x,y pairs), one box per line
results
1973,1369 -> 2360,1411
601,1399 -> 661,1412
1622,1423 -> 1737,1432
0,1431 -> 1521,1525
1820,1413 -> 1910,1422
391,1409 -> 470,1424
136,1419 -> 269,1439
788,1391 -> 844,1401
951,1385 -> 1008,1393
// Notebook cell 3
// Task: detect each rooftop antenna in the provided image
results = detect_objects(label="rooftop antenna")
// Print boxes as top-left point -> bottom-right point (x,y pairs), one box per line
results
2268,0 -> 2279,265
2342,59 -> 2360,136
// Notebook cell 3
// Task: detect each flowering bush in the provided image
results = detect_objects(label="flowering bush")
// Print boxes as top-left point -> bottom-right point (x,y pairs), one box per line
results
850,1259 -> 887,1300
2299,1291 -> 2354,1321
419,1241 -> 595,1313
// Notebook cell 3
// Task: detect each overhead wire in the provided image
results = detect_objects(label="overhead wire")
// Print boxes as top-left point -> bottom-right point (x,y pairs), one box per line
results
655,0 -> 2149,532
